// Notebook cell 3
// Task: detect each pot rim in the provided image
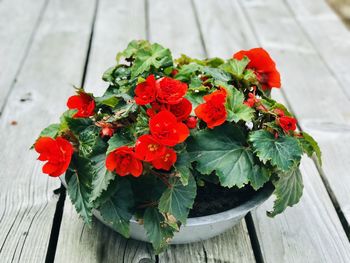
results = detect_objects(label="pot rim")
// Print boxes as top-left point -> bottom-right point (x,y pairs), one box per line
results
59,176 -> 273,226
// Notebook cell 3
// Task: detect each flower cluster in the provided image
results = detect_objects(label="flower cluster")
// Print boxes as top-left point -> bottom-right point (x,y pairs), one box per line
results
33,40 -> 321,253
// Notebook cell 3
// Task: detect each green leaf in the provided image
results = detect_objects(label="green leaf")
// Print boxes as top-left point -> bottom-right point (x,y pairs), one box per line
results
174,151 -> 191,186
249,130 -> 303,172
99,178 -> 134,237
65,117 -> 93,135
107,131 -> 132,153
202,66 -> 231,82
90,154 -> 115,203
219,57 -> 250,78
225,86 -> 254,123
131,43 -> 173,78
158,174 -> 196,224
143,207 -> 175,254
116,40 -> 151,62
66,155 -> 94,224
78,126 -> 106,157
298,132 -> 322,165
134,109 -> 149,137
268,167 -> 303,217
249,166 -> 270,190
187,124 -> 257,188
39,123 -> 61,138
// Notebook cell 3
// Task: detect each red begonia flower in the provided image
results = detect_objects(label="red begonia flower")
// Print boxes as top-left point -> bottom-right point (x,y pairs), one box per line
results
135,134 -> 166,162
194,89 -> 227,129
106,146 -> 143,177
67,92 -> 95,118
134,75 -> 157,105
152,148 -> 177,171
156,77 -> 188,104
244,93 -> 259,108
149,110 -> 190,146
278,116 -> 297,132
34,137 -> 73,177
168,98 -> 192,121
185,116 -> 197,129
233,48 -> 281,90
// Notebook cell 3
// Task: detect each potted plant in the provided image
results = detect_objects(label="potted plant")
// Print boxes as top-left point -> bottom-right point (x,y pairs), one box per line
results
33,40 -> 321,253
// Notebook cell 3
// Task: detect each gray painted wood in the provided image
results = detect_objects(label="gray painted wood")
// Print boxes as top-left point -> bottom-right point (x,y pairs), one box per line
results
149,0 -> 256,262
0,0 -> 47,110
0,0 -> 96,262
54,0 -> 155,262
193,0 -> 350,261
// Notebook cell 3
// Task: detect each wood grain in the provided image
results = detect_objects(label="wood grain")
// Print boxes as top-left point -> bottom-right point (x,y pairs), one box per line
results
193,0 -> 350,261
0,0 -> 47,110
0,0 -> 96,262
54,0 -> 155,262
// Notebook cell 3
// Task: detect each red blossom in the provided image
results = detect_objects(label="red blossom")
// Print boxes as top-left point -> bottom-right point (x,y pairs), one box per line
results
278,116 -> 297,132
244,93 -> 259,107
96,122 -> 115,137
134,75 -> 157,105
106,146 -> 143,177
185,116 -> 197,129
156,77 -> 188,104
152,148 -> 177,171
34,137 -> 73,177
233,48 -> 281,90
135,134 -> 166,162
168,98 -> 192,121
67,92 -> 95,118
194,89 -> 227,129
149,110 -> 190,146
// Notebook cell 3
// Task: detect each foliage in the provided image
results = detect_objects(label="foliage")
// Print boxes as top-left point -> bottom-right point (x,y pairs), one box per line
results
34,40 -> 321,253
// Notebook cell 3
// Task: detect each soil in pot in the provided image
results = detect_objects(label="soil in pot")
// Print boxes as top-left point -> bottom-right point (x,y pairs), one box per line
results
188,182 -> 264,218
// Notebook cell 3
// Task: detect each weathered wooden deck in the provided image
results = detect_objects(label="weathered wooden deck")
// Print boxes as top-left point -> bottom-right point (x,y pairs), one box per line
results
1,0 -> 350,262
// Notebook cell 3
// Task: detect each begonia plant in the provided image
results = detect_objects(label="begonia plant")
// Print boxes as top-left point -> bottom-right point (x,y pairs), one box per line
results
33,40 -> 321,253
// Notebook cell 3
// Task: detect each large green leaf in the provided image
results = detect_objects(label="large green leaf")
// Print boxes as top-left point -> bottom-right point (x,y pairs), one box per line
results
143,207 -> 175,254
298,131 -> 322,165
131,43 -> 173,78
187,124 -> 258,188
249,130 -> 303,172
116,40 -> 151,62
65,117 -> 93,135
39,123 -> 61,138
65,155 -> 94,224
99,178 -> 134,237
268,167 -> 304,217
225,87 -> 254,123
249,166 -> 270,190
90,154 -> 115,203
219,57 -> 250,78
158,174 -> 196,224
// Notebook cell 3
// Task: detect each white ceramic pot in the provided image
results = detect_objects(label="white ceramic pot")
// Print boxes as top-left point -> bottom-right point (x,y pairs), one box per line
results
60,176 -> 273,244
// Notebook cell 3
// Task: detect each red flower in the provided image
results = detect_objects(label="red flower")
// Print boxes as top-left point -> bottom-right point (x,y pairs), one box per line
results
194,89 -> 227,129
149,110 -> 190,146
185,116 -> 197,129
233,48 -> 281,90
106,146 -> 143,177
34,137 -> 73,177
274,108 -> 285,117
278,116 -> 297,132
135,134 -> 166,162
134,75 -> 157,105
152,148 -> 177,171
156,77 -> 188,104
168,98 -> 192,121
244,93 -> 259,107
96,121 -> 114,137
67,92 -> 95,118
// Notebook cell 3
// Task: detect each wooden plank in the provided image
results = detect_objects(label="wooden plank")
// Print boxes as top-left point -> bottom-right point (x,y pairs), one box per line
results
149,0 -> 256,262
55,202 -> 155,263
285,0 -> 350,98
0,0 -> 96,262
193,0 -> 350,261
0,0 -> 47,110
54,0 -> 155,262
238,0 -> 350,229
